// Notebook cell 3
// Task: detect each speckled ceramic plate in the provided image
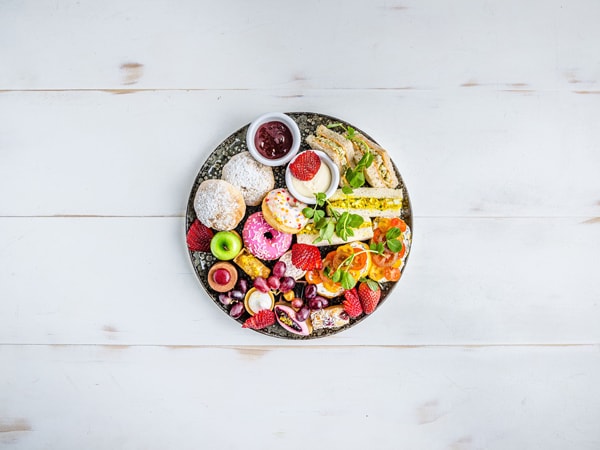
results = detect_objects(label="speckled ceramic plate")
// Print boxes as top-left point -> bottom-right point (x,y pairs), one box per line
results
186,112 -> 412,339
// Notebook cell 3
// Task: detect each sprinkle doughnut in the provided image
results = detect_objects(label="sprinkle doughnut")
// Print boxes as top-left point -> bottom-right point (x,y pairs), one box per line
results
261,188 -> 309,234
242,212 -> 292,261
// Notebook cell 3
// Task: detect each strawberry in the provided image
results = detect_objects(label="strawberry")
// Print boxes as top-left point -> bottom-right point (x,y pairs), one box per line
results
291,243 -> 323,271
358,280 -> 381,314
242,309 -> 276,329
187,220 -> 214,252
289,151 -> 321,181
342,288 -> 363,318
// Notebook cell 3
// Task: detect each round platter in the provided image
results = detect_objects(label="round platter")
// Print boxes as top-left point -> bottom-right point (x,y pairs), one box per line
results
186,112 -> 413,339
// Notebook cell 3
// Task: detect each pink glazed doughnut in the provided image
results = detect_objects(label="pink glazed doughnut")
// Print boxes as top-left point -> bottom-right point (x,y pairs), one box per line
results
242,212 -> 292,261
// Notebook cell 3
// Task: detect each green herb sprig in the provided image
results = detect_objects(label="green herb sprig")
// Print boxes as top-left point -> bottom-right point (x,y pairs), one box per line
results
326,122 -> 374,191
302,192 -> 365,245
325,225 -> 404,290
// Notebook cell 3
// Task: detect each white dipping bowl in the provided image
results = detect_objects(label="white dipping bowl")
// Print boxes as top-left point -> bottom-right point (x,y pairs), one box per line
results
246,112 -> 301,166
285,151 -> 340,204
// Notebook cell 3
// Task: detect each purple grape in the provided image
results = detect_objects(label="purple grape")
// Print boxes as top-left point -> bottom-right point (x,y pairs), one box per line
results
229,302 -> 244,319
230,290 -> 244,301
304,284 -> 317,299
296,305 -> 311,322
320,297 -> 329,308
291,298 -> 304,309
308,297 -> 323,310
235,279 -> 248,294
254,277 -> 269,293
279,276 -> 296,293
273,261 -> 287,278
218,293 -> 233,306
267,275 -> 281,290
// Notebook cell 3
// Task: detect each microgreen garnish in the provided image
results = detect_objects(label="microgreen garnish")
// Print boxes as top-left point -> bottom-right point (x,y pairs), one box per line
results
302,192 -> 365,245
368,226 -> 403,254
327,122 -> 374,189
325,225 -> 404,289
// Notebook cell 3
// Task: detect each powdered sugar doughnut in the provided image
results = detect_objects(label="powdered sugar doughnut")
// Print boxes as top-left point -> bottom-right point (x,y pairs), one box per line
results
261,188 -> 309,234
242,212 -> 292,261
221,152 -> 274,206
194,180 -> 246,231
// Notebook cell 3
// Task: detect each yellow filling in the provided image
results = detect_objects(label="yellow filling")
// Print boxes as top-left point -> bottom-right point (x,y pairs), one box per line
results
298,220 -> 372,235
328,197 -> 402,212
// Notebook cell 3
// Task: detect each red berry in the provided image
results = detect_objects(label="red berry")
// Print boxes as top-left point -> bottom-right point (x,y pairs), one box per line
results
357,281 -> 381,315
242,309 -> 276,330
291,244 -> 323,271
289,151 -> 321,181
342,288 -> 363,318
187,220 -> 214,252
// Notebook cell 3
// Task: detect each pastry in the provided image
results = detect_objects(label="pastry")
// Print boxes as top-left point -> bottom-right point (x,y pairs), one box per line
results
261,188 -> 309,234
221,151 -> 275,206
310,305 -> 350,330
207,262 -> 238,293
194,180 -> 245,231
242,212 -> 292,261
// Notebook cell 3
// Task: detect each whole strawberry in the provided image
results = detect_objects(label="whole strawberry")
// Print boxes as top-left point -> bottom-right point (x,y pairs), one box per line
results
342,288 -> 363,318
289,151 -> 321,181
242,309 -> 276,330
187,219 -> 214,252
358,280 -> 381,314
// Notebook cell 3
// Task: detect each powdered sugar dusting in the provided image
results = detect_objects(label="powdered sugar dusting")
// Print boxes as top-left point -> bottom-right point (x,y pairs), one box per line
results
194,180 -> 245,230
222,152 -> 275,206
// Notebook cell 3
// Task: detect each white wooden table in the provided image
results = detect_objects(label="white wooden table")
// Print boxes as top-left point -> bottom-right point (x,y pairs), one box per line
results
2,1 -> 600,448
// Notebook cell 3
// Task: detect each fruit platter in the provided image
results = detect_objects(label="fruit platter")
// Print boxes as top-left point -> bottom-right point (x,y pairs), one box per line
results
185,112 -> 412,339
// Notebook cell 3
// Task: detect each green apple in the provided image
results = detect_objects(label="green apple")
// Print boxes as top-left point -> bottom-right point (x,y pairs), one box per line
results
210,231 -> 242,260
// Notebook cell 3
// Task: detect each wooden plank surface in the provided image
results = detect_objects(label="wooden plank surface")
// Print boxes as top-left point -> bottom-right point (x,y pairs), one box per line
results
1,344 -> 599,450
1,0 -> 599,448
1,90 -> 599,217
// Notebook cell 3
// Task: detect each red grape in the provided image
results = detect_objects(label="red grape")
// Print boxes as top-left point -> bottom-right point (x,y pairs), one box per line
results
253,277 -> 269,293
230,290 -> 244,301
304,284 -> 317,299
273,261 -> 287,278
296,305 -> 310,322
218,293 -> 233,305
267,275 -> 281,290
279,276 -> 296,293
229,302 -> 244,319
235,279 -> 248,294
291,298 -> 304,309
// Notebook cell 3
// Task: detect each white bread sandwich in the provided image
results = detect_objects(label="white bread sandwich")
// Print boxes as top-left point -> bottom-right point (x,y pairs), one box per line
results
295,216 -> 374,246
349,133 -> 399,189
306,125 -> 355,186
327,187 -> 403,218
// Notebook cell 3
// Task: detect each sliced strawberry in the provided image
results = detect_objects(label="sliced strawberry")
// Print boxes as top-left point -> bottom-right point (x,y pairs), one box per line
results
187,220 -> 214,252
291,243 -> 323,271
357,281 -> 381,315
242,309 -> 276,329
342,288 -> 363,318
289,151 -> 321,181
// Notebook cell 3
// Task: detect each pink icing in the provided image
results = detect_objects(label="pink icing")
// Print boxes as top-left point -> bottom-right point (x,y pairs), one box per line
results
242,212 -> 292,261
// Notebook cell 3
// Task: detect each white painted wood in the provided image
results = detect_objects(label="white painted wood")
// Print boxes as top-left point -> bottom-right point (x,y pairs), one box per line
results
1,89 -> 599,217
1,0 -> 599,91
1,344 -> 599,449
1,217 -> 598,345
1,0 -> 599,448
